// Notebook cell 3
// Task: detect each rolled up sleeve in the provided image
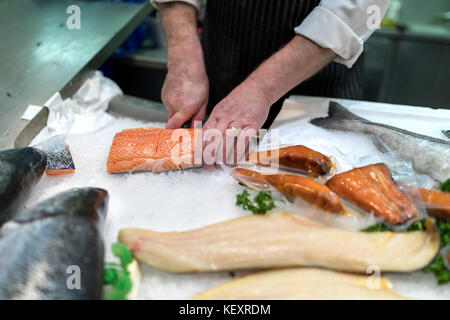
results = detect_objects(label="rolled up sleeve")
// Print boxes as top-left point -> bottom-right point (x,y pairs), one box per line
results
295,0 -> 390,68
150,0 -> 202,12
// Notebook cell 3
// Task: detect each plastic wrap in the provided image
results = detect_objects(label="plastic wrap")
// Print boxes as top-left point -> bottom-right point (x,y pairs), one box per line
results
31,71 -> 122,145
231,148 -> 450,231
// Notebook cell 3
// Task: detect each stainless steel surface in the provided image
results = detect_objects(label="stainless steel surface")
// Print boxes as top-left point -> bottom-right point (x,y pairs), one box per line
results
107,94 -> 168,122
120,47 -> 168,70
0,0 -> 151,149
12,92 -> 167,149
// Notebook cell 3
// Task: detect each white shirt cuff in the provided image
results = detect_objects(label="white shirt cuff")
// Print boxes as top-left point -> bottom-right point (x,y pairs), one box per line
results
150,0 -> 201,12
294,6 -> 364,68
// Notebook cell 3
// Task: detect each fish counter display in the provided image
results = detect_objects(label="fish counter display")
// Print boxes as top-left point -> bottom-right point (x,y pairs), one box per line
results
1,99 -> 450,300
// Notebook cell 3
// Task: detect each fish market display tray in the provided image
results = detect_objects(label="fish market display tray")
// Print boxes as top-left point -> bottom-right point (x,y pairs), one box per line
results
23,96 -> 450,299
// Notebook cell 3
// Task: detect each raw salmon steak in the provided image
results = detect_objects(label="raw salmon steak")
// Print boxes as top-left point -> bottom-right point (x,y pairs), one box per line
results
326,163 -> 418,224
107,127 -> 200,174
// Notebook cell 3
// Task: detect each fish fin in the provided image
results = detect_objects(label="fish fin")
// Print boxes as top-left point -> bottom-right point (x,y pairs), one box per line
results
310,101 -> 370,130
370,135 -> 390,154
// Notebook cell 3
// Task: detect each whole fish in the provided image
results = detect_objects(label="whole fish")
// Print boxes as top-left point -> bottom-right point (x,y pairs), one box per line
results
0,187 -> 108,300
310,101 -> 450,182
0,147 -> 46,226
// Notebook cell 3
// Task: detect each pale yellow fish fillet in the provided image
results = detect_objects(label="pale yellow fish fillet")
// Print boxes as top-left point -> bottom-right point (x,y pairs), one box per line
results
119,213 -> 439,273
191,268 -> 407,300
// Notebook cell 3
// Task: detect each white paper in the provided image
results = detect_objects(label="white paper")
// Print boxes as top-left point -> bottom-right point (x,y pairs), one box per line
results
31,71 -> 122,145
21,105 -> 43,121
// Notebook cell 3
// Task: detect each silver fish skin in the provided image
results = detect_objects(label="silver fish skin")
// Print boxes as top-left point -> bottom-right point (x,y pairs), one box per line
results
310,101 -> 450,182
34,135 -> 75,172
0,147 -> 46,226
0,187 -> 108,300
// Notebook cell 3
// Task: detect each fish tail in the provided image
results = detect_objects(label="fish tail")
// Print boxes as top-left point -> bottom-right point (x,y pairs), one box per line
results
310,101 -> 369,130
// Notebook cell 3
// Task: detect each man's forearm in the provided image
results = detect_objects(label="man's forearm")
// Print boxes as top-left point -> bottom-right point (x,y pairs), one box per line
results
159,2 -> 203,69
246,35 -> 337,105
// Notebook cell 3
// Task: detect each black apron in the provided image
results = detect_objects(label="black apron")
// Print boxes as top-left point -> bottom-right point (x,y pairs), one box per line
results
202,0 -> 364,128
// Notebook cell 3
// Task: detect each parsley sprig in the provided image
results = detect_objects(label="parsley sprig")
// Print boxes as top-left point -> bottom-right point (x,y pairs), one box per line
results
441,179 -> 450,193
424,220 -> 450,284
236,189 -> 275,214
103,242 -> 133,300
362,220 -> 424,232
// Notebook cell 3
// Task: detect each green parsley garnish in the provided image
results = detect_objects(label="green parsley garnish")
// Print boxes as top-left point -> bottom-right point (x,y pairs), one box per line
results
424,220 -> 450,285
362,220 -> 424,232
362,223 -> 393,232
424,254 -> 450,285
236,189 -> 275,214
441,179 -> 450,193
103,242 -> 133,300
407,219 -> 425,231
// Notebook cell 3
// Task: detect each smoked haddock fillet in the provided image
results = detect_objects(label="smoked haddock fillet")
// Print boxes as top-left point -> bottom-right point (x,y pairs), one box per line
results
191,268 -> 406,300
107,128 -> 200,173
119,212 -> 439,273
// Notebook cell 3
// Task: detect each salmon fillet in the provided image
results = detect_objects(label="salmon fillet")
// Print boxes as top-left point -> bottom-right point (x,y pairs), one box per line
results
107,128 -> 200,173
326,163 -> 418,224
247,145 -> 333,176
232,168 -> 344,213
418,188 -> 450,220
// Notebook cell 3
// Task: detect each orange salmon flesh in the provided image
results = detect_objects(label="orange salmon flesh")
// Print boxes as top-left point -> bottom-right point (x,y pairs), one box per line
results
107,128 -> 200,174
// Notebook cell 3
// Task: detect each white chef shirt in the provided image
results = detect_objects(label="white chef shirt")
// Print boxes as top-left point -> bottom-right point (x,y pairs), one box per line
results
151,0 -> 390,68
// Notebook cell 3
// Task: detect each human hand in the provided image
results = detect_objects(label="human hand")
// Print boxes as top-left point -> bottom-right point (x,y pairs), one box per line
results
162,62 -> 209,129
159,2 -> 208,129
202,78 -> 271,168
